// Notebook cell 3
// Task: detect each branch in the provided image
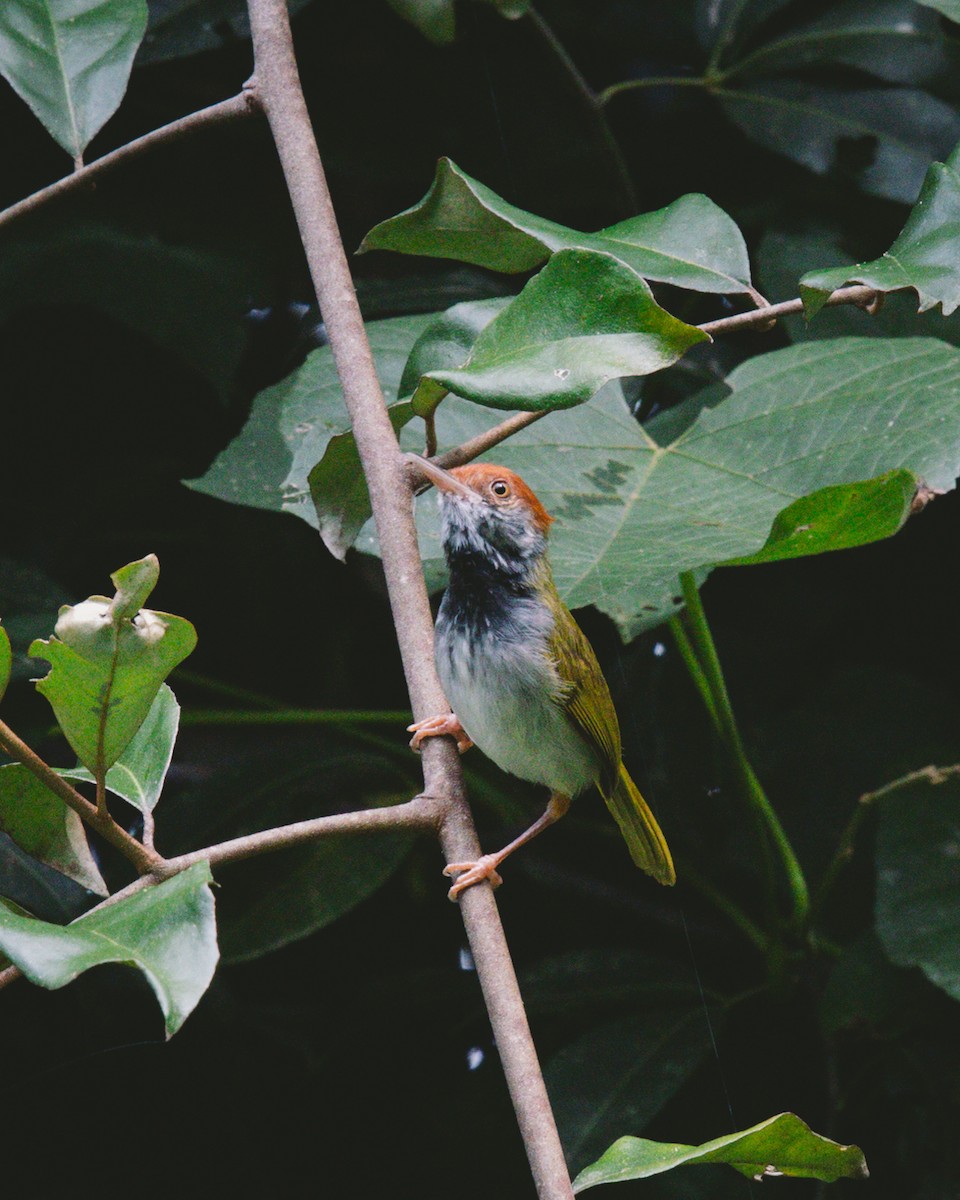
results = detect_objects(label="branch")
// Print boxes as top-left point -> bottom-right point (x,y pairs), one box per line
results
433,409 -> 547,470
0,92 -> 259,233
405,286 -> 881,477
698,285 -> 879,337
244,2 -> 574,1194
810,764 -> 960,920
0,718 -> 162,875
163,794 -> 442,872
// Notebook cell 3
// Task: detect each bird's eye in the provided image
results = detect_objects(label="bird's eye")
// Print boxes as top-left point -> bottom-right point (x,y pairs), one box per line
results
491,479 -> 510,497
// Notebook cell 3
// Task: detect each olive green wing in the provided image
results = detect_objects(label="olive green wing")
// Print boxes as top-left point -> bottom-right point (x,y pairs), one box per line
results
546,599 -> 622,797
548,597 -> 676,886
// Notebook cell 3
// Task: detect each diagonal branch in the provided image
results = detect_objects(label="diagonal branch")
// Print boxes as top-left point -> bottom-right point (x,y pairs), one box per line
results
244,1 -> 575,1195
0,91 -> 260,232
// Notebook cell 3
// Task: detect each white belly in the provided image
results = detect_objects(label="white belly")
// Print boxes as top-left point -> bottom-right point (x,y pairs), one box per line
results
436,617 -> 598,798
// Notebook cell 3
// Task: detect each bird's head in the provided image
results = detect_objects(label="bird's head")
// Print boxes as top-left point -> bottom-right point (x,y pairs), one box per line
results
413,456 -> 553,575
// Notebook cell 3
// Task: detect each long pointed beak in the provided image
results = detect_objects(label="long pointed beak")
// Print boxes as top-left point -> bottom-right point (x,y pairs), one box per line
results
407,454 -> 476,499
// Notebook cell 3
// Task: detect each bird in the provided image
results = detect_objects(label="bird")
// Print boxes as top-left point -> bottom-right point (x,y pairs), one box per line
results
407,455 -> 675,899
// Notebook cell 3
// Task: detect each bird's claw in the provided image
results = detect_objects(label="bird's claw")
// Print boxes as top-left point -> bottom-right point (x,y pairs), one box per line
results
407,712 -> 473,754
443,856 -> 504,900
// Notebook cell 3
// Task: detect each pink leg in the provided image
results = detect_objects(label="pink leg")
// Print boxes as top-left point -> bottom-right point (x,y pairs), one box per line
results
407,711 -> 473,754
444,792 -> 572,900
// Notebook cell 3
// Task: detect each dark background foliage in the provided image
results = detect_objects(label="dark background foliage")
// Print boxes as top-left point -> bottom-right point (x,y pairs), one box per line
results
2,1 -> 959,1195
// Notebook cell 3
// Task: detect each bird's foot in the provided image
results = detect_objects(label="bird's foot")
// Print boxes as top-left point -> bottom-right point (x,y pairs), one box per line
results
407,712 -> 473,754
443,856 -> 504,900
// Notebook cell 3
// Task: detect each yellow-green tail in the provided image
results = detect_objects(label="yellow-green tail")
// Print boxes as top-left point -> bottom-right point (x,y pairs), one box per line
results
603,764 -> 675,885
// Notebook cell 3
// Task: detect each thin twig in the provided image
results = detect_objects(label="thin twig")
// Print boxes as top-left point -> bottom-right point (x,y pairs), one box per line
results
433,410 -> 548,469
0,718 -> 162,875
698,285 -> 879,337
412,285 -> 879,476
810,764 -> 960,921
0,92 -> 259,232
245,2 -> 574,1195
163,794 -> 443,873
0,794 -> 445,994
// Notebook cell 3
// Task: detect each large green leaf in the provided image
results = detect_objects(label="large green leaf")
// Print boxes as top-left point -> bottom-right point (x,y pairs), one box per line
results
416,250 -> 707,412
60,683 -> 180,813
0,764 -> 107,895
0,0 -> 148,159
0,861 -> 218,1036
694,0 -> 795,57
722,469 -> 919,566
727,1 -> 955,87
719,80 -> 960,203
546,1006 -> 720,1173
185,313 -> 437,538
876,775 -> 960,1002
573,1112 -> 868,1192
361,158 -> 754,295
915,0 -> 960,20
801,142 -> 960,318
30,556 -> 196,774
366,337 -> 960,637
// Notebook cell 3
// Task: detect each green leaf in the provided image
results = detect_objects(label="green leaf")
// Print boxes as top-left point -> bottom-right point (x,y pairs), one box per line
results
573,1112 -> 869,1192
695,0 -> 796,57
801,143 -> 960,318
219,814 -> 414,963
361,158 -> 754,295
721,469 -> 919,566
385,0 -> 455,43
547,1007 -> 720,1173
418,250 -> 708,412
186,313 -> 437,546
876,773 -> 960,1002
402,297 -> 513,415
0,625 -> 10,704
915,0 -> 960,20
0,861 -> 218,1036
729,1 -> 955,88
306,400 -> 414,559
60,683 -> 180,813
0,765 -> 107,895
0,0 -> 148,159
719,81 -> 960,203
0,222 -> 256,401
30,556 -> 196,774
370,337 -> 960,637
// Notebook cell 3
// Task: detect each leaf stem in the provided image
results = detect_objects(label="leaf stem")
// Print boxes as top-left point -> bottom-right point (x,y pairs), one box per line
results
676,573 -> 810,932
599,75 -> 711,106
0,718 -> 162,875
810,763 -> 960,922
